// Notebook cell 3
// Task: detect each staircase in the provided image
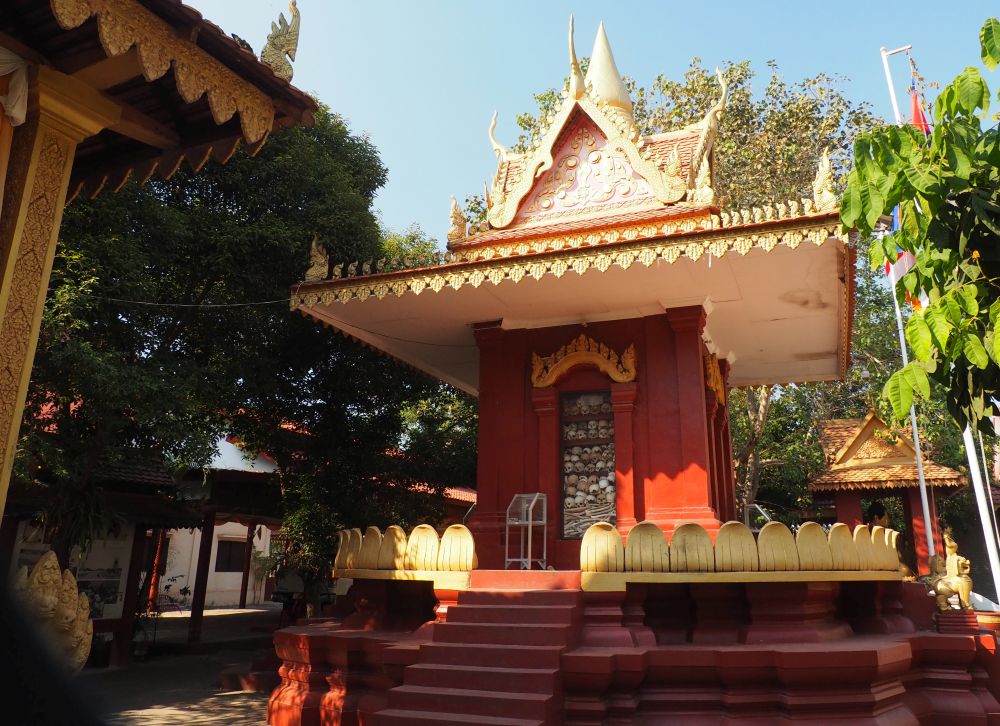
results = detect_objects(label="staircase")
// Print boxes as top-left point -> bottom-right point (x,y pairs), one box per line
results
372,589 -> 582,725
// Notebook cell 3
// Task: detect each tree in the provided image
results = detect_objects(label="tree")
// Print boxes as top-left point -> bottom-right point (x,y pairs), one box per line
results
20,107 -> 464,565
844,17 -> 1000,431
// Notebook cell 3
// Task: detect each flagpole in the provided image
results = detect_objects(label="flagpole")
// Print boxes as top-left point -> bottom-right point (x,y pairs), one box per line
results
880,45 -> 910,124
887,264 -> 936,561
880,44 -> 936,566
964,426 -> 1000,600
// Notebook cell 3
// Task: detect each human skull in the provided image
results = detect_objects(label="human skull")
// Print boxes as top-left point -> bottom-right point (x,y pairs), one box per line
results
566,486 -> 577,496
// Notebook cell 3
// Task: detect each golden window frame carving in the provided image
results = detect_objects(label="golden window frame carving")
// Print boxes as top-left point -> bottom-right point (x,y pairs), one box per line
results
531,334 -> 636,388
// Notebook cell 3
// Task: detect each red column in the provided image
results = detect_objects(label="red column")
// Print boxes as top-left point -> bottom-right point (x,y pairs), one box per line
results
704,389 -> 720,515
907,487 -> 939,575
239,522 -> 256,609
532,387 -> 559,561
611,382 -> 638,536
645,307 -> 718,533
113,523 -> 148,666
718,360 -> 737,523
188,511 -> 216,643
835,491 -> 864,528
146,528 -> 165,612
469,323 -> 506,568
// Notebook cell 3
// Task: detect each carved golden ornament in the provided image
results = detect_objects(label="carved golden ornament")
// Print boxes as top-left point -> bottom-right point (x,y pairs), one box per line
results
0,126 -> 72,472
14,551 -> 93,673
49,0 -> 274,143
531,334 -> 636,388
447,196 -> 468,244
486,94 -> 686,229
813,148 -> 837,212
261,0 -> 300,81
292,220 -> 845,309
704,353 -> 726,406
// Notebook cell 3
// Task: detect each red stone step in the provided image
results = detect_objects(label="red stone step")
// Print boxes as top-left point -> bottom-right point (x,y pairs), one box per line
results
469,569 -> 581,591
418,642 -> 564,669
432,622 -> 574,646
387,684 -> 553,721
458,588 -> 581,607
372,708 -> 543,726
404,663 -> 558,694
446,603 -> 577,625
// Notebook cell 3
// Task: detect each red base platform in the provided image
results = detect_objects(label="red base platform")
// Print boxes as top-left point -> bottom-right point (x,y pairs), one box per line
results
266,573 -> 1000,725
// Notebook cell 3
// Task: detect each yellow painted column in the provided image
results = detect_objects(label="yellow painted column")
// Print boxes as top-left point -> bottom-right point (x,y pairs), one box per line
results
0,65 -> 118,514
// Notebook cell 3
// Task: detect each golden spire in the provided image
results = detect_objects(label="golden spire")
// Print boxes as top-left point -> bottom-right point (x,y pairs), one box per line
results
584,22 -> 632,113
568,15 -> 585,100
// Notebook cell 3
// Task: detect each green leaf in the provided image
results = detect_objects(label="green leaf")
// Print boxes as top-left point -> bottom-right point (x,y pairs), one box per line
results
905,314 -> 933,360
840,169 -> 863,229
989,299 -> 1000,326
925,305 -> 953,349
956,67 -> 989,115
982,18 -> 1000,70
906,362 -> 931,399
904,161 -> 938,194
964,334 -> 989,369
883,370 -> 914,420
957,284 -> 979,316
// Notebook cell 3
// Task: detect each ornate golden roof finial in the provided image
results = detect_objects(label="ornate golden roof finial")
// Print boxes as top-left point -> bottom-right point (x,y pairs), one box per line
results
813,148 -> 837,212
686,67 -> 729,195
488,111 -> 509,162
568,15 -> 585,100
448,196 -> 468,244
261,0 -> 301,82
584,22 -> 633,114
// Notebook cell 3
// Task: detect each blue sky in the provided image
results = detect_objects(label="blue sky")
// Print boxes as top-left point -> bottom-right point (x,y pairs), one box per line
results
193,0 -> 996,246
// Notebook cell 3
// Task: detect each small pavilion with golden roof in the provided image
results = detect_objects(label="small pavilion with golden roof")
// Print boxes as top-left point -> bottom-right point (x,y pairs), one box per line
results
293,18 -> 852,569
810,411 -> 964,574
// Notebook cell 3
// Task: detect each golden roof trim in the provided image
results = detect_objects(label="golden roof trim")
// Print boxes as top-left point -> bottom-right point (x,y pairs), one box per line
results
291,218 -> 847,309
531,334 -> 636,388
50,0 -> 275,144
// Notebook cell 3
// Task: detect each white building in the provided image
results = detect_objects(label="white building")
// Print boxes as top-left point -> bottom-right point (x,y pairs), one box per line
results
158,435 -> 280,609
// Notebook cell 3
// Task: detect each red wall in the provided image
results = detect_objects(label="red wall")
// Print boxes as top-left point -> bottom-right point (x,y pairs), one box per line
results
469,307 -> 735,569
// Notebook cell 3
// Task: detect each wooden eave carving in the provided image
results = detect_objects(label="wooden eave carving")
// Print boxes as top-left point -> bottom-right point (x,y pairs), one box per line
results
531,334 -> 636,388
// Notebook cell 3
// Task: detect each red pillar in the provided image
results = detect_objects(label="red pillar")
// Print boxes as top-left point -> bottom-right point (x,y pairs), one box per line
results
834,491 -> 864,528
531,387 -> 559,562
113,523 -> 148,666
906,486 -> 940,575
188,511 -> 216,643
239,522 -> 256,609
718,361 -> 737,523
611,382 -> 638,536
645,307 -> 718,533
470,323 -> 506,568
146,528 -> 166,612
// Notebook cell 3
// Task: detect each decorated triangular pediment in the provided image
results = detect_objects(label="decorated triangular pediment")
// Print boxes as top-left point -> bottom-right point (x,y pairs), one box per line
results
832,412 -> 915,468
487,98 -> 688,229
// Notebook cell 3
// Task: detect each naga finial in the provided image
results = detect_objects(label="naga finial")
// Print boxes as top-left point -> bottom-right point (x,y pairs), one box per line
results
261,0 -> 301,82
686,67 -> 730,193
447,196 -> 468,244
812,148 -> 837,212
489,111 -> 508,162
568,15 -> 585,100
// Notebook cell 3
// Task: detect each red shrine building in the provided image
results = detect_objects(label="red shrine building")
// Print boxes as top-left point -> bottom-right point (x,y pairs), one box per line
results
271,19 -> 1000,726
294,22 -> 849,569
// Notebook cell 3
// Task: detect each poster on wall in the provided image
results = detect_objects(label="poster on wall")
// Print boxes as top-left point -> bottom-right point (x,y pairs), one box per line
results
75,529 -> 134,620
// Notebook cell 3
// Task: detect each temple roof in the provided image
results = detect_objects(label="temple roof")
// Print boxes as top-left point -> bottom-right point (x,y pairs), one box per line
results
3,0 -> 317,200
810,412 -> 964,492
290,20 -> 851,395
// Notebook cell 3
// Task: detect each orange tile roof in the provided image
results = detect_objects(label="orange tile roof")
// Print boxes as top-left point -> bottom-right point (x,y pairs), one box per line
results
810,416 -> 964,492
810,462 -> 964,491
